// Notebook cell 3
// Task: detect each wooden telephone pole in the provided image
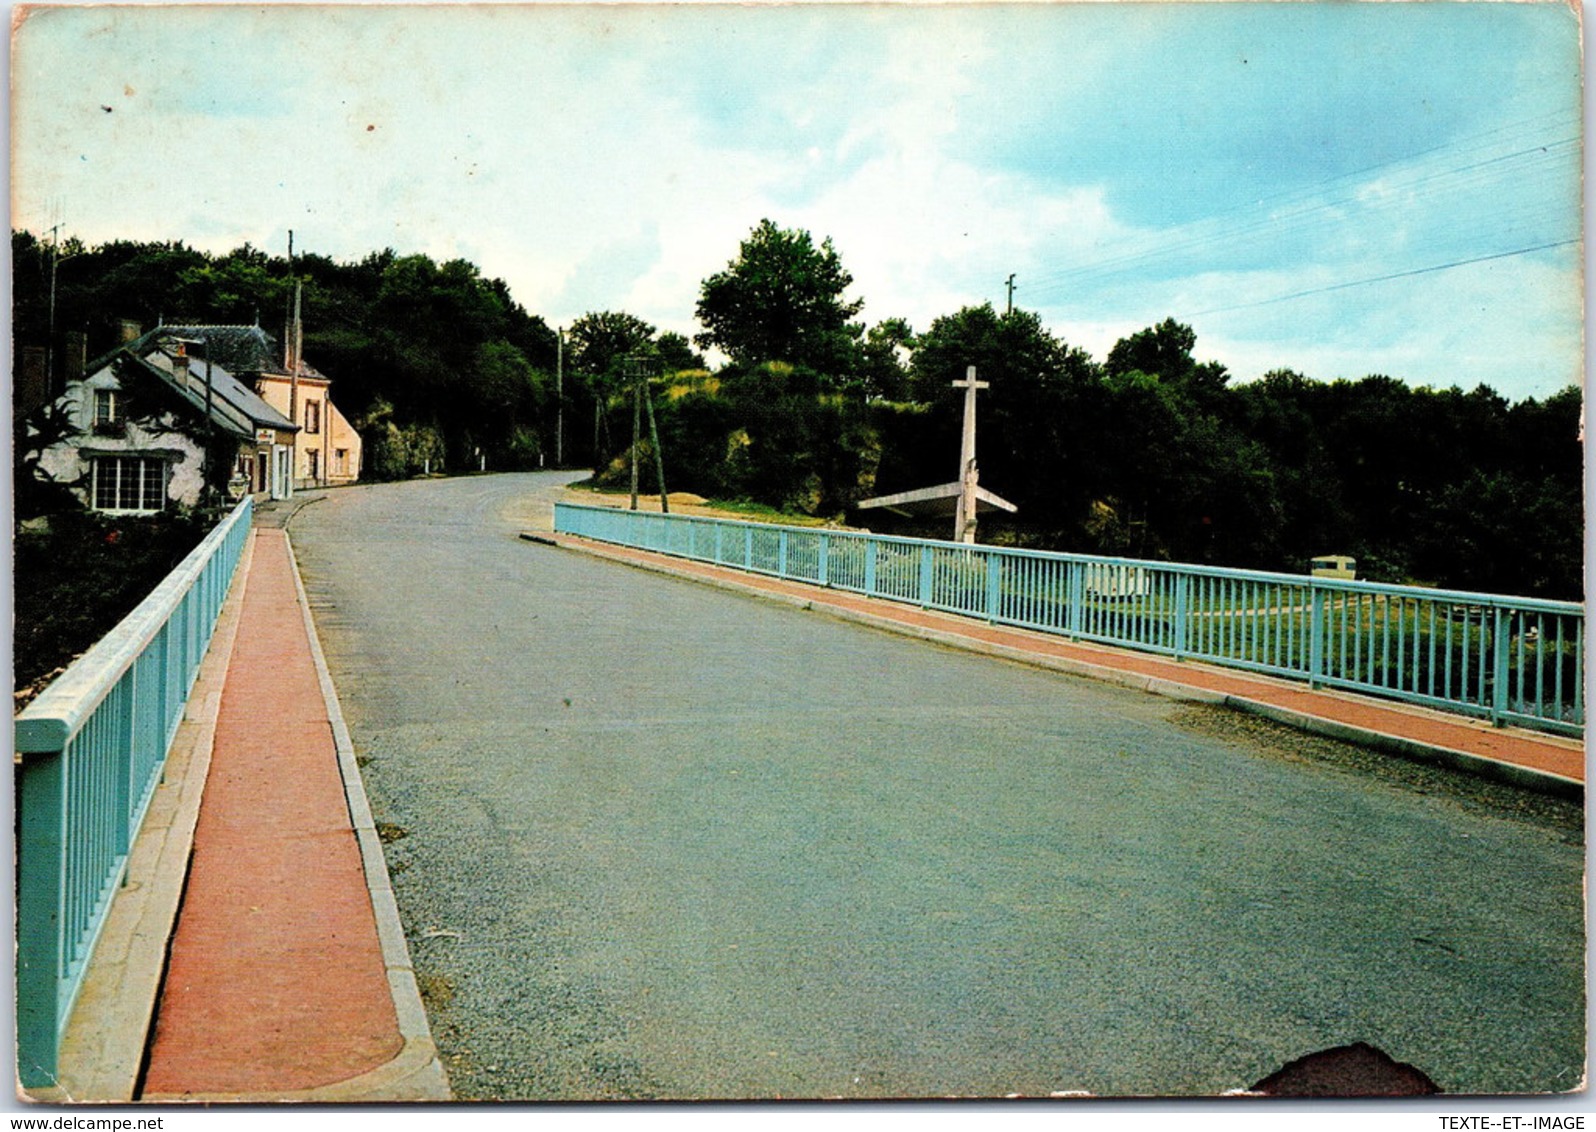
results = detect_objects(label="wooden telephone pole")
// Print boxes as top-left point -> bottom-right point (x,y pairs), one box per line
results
624,353 -> 669,513
555,327 -> 564,467
629,358 -> 641,510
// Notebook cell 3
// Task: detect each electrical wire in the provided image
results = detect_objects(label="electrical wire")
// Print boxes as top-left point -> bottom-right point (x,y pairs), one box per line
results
1180,239 -> 1581,317
1023,108 -> 1578,293
1020,109 -> 1579,307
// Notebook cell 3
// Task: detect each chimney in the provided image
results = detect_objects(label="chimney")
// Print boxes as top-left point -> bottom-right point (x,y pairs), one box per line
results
170,341 -> 190,386
16,347 -> 48,414
63,332 -> 87,387
119,319 -> 142,343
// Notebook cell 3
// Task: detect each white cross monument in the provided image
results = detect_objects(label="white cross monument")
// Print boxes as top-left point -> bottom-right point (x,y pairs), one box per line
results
856,365 -> 1016,543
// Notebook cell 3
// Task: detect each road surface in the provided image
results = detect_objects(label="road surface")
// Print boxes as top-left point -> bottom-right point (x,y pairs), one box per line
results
287,473 -> 1584,1100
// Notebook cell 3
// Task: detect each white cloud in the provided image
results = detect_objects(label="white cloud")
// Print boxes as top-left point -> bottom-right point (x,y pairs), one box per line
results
11,3 -> 1581,405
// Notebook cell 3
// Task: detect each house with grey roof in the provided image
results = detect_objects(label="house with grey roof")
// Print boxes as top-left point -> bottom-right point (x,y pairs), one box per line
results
163,323 -> 364,490
31,325 -> 301,513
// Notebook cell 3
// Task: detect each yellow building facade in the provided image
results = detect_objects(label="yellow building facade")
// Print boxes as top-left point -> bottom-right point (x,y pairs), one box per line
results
255,366 -> 363,489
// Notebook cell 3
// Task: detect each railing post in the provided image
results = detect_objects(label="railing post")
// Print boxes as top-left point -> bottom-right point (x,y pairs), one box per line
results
818,533 -> 830,587
1309,584 -> 1326,688
744,526 -> 753,570
1491,606 -> 1509,726
919,544 -> 934,608
1067,561 -> 1084,638
778,530 -> 789,578
118,670 -> 137,853
864,540 -> 878,596
16,748 -> 67,1089
985,551 -> 1001,624
1173,572 -> 1190,660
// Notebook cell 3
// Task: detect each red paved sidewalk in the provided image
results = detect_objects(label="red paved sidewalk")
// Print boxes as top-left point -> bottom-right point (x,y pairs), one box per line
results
548,534 -> 1584,791
140,529 -> 404,1098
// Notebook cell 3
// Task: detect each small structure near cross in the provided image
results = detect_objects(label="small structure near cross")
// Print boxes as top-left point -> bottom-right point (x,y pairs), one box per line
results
856,365 -> 1017,543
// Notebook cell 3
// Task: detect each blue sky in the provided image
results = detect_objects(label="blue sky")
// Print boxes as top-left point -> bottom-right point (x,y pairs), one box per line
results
10,1 -> 1584,400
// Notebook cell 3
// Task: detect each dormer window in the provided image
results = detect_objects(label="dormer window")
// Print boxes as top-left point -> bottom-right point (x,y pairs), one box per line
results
92,389 -> 124,435
93,389 -> 118,426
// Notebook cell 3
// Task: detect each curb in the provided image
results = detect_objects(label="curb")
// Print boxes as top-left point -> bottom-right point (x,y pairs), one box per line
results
532,532 -> 1583,801
250,491 -> 327,530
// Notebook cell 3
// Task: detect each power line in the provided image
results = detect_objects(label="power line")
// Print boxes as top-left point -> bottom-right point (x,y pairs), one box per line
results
1182,238 -> 1580,318
1026,139 -> 1575,301
1021,111 -> 1579,302
1026,110 -> 1578,291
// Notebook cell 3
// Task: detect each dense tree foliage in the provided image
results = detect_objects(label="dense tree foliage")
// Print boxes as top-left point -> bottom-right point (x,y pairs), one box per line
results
14,231 -> 564,477
695,219 -> 864,378
14,226 -> 1584,598
671,224 -> 1581,598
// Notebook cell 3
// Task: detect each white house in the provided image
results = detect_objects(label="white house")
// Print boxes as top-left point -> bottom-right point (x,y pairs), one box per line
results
31,326 -> 300,513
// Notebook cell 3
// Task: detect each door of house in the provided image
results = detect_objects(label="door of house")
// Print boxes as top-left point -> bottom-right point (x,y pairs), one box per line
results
272,446 -> 293,500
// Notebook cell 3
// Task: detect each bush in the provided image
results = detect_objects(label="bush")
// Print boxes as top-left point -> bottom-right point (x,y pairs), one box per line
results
14,509 -> 211,700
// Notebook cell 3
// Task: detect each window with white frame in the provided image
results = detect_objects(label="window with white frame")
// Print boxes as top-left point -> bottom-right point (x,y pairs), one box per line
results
91,456 -> 167,512
93,389 -> 119,427
304,399 -> 321,434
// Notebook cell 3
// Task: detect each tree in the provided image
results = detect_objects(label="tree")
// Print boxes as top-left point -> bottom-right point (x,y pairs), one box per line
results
1105,317 -> 1229,403
567,311 -> 657,379
1105,317 -> 1197,380
655,331 -> 706,373
858,317 -> 915,400
14,399 -> 83,519
694,219 -> 864,376
565,311 -> 659,471
896,304 -> 1095,519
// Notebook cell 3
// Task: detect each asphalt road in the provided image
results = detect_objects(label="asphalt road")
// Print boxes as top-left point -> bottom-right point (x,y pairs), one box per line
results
287,473 -> 1584,1100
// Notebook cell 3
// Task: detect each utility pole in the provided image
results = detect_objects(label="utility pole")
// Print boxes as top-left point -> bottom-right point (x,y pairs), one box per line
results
1005,273 -> 1017,316
289,281 -> 302,427
286,230 -> 295,359
204,345 -> 216,504
623,353 -> 669,513
643,364 -> 669,514
45,222 -> 63,393
555,327 -> 564,467
629,357 -> 642,511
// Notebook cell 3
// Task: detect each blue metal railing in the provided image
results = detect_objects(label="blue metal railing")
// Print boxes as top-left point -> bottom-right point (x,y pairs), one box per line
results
554,502 -> 1585,739
15,497 -> 254,1088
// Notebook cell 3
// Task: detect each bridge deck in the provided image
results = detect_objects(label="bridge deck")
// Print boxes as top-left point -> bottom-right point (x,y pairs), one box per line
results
545,532 -> 1583,794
